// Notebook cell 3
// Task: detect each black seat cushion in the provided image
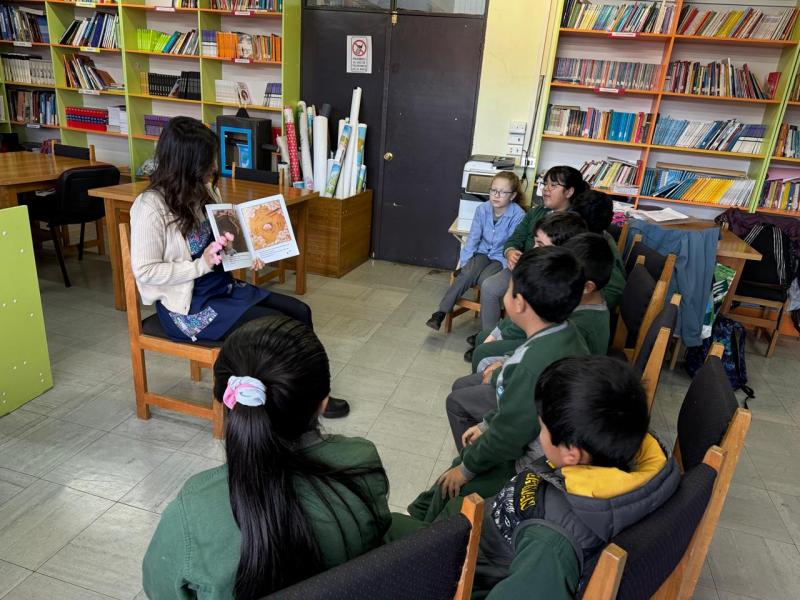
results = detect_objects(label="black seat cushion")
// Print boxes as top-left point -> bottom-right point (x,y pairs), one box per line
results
141,314 -> 224,348
620,264 -> 657,348
265,515 -> 471,600
633,301 -> 678,375
734,281 -> 788,303
625,241 -> 668,280
612,463 -> 717,600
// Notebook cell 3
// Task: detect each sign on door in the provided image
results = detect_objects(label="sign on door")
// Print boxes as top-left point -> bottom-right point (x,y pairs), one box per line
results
347,35 -> 372,74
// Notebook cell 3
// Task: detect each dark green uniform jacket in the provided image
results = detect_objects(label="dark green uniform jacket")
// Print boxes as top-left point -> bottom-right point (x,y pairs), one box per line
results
502,205 -> 550,254
568,302 -> 611,355
142,433 -> 391,599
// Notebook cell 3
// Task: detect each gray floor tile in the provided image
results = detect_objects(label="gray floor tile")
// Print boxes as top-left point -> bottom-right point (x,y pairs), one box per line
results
374,445 -> 435,509
769,491 -> 800,548
347,337 -> 420,377
180,430 -> 226,462
749,448 -> 800,496
42,433 -> 174,501
0,573 -> 115,600
319,400 -> 384,438
387,375 -> 454,418
0,410 -> 46,447
0,480 -> 112,569
110,414 -> 207,451
368,406 -> 450,459
20,381 -> 106,419
0,419 -> 104,477
332,364 -> 401,404
0,468 -> 37,508
0,559 -> 30,597
694,585 -> 720,600
61,385 -> 137,432
39,504 -> 159,600
718,483 -> 794,543
744,419 -> 800,457
121,451 -> 221,514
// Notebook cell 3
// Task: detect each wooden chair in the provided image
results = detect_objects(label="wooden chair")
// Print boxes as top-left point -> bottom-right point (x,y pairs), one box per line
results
230,162 -> 286,286
616,221 -> 629,254
611,258 -> 668,362
119,223 -> 224,438
625,235 -> 677,289
443,272 -> 482,334
669,342 -> 752,599
730,289 -> 789,358
634,293 -> 681,412
265,494 -> 484,600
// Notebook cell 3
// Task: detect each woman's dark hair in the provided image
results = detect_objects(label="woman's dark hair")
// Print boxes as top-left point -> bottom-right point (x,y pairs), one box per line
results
512,246 -> 585,323
535,212 -> 587,246
543,166 -> 589,198
148,116 -> 219,236
570,190 -> 613,233
214,316 -> 388,599
563,232 -> 614,290
535,356 -> 649,470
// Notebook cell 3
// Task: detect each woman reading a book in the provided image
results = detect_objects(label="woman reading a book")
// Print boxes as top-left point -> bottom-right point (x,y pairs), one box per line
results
130,116 -> 350,417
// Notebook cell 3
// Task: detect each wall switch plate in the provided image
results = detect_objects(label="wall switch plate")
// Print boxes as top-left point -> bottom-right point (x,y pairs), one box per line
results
507,133 -> 524,145
509,120 -> 527,134
522,156 -> 536,167
507,144 -> 524,156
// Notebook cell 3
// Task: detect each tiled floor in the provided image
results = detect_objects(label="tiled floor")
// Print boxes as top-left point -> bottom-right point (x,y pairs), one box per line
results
2,248 -> 800,599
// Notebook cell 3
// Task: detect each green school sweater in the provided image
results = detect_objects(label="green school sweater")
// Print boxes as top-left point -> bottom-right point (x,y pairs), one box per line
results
568,302 -> 610,355
142,433 -> 391,600
460,322 -> 589,478
603,230 -> 626,311
503,205 -> 550,254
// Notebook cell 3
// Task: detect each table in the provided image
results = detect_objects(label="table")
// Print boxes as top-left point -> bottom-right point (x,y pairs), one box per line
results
89,179 -> 318,311
0,152 -> 99,208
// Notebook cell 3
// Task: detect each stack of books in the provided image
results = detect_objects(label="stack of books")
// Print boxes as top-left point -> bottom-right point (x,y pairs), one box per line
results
204,31 -> 281,61
215,80 -> 252,104
210,0 -> 282,9
63,54 -> 123,91
144,115 -> 170,137
0,53 -> 54,85
0,5 -> 48,43
677,6 -> 798,40
561,1 -> 675,34
774,123 -> 800,159
0,95 -> 4,122
641,165 -> 754,206
59,13 -> 119,49
760,177 -> 800,211
553,57 -> 661,90
652,115 -> 766,153
65,106 -> 108,132
663,60 -> 779,99
791,73 -> 800,101
262,82 -> 281,107
137,28 -> 198,55
579,157 -> 640,193
107,105 -> 128,134
544,104 -> 652,143
8,89 -> 56,125
140,71 -> 200,99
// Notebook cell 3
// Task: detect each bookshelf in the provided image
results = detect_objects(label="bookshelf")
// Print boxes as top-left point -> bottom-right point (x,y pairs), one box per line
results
0,0 -> 300,176
534,0 -> 800,217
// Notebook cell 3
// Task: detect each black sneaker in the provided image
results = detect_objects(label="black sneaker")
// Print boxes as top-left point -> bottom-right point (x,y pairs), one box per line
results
466,334 -> 477,347
426,311 -> 446,331
323,396 -> 350,419
464,348 -> 473,363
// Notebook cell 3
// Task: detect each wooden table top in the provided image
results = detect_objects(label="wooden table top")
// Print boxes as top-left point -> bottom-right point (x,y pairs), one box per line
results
0,152 -> 98,186
89,178 -> 318,207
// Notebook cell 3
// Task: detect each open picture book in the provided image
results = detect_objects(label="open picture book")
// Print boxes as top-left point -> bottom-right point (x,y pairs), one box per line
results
206,194 -> 299,271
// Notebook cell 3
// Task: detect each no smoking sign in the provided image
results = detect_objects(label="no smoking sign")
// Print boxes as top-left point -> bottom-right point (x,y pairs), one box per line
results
347,35 -> 372,74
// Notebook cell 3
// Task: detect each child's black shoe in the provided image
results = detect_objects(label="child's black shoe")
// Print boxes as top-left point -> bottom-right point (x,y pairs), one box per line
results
426,312 -> 446,331
464,348 -> 473,362
466,334 -> 477,346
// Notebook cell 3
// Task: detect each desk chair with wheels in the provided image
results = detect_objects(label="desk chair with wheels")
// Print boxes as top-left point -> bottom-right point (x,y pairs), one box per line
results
119,223 -> 224,439
27,164 -> 118,287
230,163 -> 286,286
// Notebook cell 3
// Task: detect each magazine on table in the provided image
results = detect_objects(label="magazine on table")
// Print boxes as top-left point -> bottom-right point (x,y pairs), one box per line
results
205,194 -> 299,271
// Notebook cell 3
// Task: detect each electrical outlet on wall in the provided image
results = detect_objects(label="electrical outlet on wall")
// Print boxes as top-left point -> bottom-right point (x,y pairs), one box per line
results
507,144 -> 523,156
509,120 -> 527,134
507,133 -> 524,146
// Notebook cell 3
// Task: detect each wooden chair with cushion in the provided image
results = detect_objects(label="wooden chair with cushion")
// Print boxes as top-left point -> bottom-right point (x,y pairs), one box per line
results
625,236 -> 677,289
120,223 -> 224,438
605,221 -> 629,255
265,494 -> 484,600
633,293 -> 681,413
230,163 -> 285,286
443,273 -> 482,334
611,258 -> 668,362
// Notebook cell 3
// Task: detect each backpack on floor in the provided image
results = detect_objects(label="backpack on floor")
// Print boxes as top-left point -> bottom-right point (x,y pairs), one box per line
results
685,316 -> 754,402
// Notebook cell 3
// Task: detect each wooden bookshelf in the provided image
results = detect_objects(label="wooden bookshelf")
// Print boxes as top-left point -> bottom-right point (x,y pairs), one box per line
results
1,0 -> 301,175
536,0 -> 800,217
10,121 -> 60,128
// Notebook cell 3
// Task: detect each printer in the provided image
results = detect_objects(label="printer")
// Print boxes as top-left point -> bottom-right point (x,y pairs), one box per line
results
461,154 -> 516,197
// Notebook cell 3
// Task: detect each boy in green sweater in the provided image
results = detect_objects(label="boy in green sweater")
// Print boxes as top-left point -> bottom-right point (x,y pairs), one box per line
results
473,355 -> 679,599
408,246 -> 588,523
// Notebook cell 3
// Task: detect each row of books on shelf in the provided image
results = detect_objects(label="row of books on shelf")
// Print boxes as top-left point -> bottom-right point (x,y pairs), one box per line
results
544,104 -> 652,143
561,1 -> 675,35
652,116 -> 765,154
108,104 -> 127,133
137,28 -> 198,55
553,57 -> 660,90
774,124 -> 800,159
140,71 -> 200,100
60,13 -> 119,50
579,157 -> 640,193
760,178 -> 800,212
8,89 -> 56,125
641,165 -> 754,206
201,31 -> 281,61
262,81 -> 281,107
0,6 -> 48,44
677,6 -> 798,41
65,106 -> 108,131
144,114 -> 169,137
0,53 -> 54,85
663,60 -> 778,100
63,54 -> 122,91
209,0 -> 282,9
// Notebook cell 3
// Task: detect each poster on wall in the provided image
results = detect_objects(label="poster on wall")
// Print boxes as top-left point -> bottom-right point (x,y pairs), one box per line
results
347,35 -> 372,74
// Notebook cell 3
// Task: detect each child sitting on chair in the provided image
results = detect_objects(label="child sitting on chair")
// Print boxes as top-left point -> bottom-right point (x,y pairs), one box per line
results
426,171 -> 525,331
473,355 -> 679,599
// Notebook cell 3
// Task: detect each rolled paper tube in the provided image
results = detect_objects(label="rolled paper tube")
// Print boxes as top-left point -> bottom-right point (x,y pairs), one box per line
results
283,107 -> 301,183
338,87 -> 362,197
313,115 -> 329,196
351,123 -> 367,196
357,164 -> 366,193
320,103 -> 331,119
276,135 -> 290,164
297,101 -> 314,190
277,162 -> 289,187
325,123 -> 352,197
